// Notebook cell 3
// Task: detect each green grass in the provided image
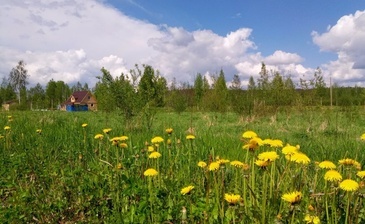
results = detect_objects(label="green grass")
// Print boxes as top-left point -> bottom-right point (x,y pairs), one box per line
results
1,107 -> 365,223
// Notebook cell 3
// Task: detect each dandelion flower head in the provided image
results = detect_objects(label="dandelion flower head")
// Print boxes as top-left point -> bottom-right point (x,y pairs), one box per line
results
4,126 -> 10,130
282,143 -> 298,155
242,130 -> 258,139
36,129 -> 42,134
230,160 -> 245,168
255,159 -> 270,168
149,151 -> 162,159
147,146 -> 155,152
181,185 -> 194,195
151,136 -> 164,144
339,158 -> 356,166
290,152 -> 311,165
144,168 -> 158,177
357,171 -> 365,179
319,160 -> 336,169
94,134 -> 104,140
361,133 -> 365,140
304,214 -> 321,224
258,151 -> 279,162
243,137 -> 264,151
120,135 -> 128,141
209,162 -> 220,171
82,123 -> 88,128
166,128 -> 173,134
263,139 -> 283,148
103,128 -> 112,134
324,170 -> 342,182
186,134 -> 195,140
339,179 -> 359,191
282,191 -> 302,204
224,193 -> 241,204
198,161 -> 207,168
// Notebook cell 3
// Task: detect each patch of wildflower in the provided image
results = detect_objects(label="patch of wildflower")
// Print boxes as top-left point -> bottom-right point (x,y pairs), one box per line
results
82,123 -> 87,128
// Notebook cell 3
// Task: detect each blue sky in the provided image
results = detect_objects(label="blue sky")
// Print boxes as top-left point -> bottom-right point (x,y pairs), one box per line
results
0,0 -> 364,87
108,0 -> 362,67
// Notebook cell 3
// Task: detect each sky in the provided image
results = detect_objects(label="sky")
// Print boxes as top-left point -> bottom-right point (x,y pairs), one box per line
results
0,0 -> 364,88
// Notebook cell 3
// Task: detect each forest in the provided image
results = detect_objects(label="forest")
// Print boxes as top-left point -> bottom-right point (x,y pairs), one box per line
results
1,60 -> 365,114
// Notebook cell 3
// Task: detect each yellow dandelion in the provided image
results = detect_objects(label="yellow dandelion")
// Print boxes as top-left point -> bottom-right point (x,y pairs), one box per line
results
242,130 -> 258,139
4,126 -> 10,130
147,146 -> 155,152
318,160 -> 336,169
186,134 -> 195,140
103,128 -> 112,134
324,170 -> 342,182
339,158 -> 356,166
198,161 -> 207,168
149,151 -> 162,159
339,179 -> 359,191
151,136 -> 164,144
224,193 -> 241,204
255,159 -> 270,168
120,136 -> 128,141
361,133 -> 365,140
0,135 -> 4,139
258,151 -> 279,162
166,128 -> 173,134
117,163 -> 123,169
181,185 -> 194,195
209,162 -> 220,171
82,123 -> 88,128
110,137 -> 122,142
217,159 -> 230,164
357,171 -> 365,179
144,168 -> 158,177
282,191 -> 302,204
36,129 -> 42,134
119,142 -> 128,148
304,214 -> 321,224
230,160 -> 245,168
353,161 -> 361,170
290,152 -> 311,165
94,134 -> 104,140
282,143 -> 298,155
263,139 -> 283,148
243,137 -> 264,151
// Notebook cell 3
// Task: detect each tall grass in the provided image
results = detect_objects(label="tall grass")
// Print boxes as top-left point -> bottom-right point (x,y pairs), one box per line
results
1,107 -> 365,223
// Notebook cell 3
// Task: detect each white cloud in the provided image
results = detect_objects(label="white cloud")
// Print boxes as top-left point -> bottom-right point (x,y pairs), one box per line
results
2,0 -> 351,90
312,10 -> 365,85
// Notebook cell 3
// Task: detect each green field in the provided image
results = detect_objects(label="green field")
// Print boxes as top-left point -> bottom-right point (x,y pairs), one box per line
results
1,108 -> 365,223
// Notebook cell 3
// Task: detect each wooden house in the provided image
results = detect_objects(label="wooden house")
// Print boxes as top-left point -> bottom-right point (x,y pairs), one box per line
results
61,91 -> 97,111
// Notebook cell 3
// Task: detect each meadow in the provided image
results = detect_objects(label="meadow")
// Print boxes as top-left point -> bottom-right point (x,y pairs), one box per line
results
1,107 -> 365,223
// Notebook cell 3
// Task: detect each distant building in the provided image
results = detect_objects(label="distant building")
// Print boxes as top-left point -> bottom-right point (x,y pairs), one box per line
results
2,100 -> 17,111
61,91 -> 97,111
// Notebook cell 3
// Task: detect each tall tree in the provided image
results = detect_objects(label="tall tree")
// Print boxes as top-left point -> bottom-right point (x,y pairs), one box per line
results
257,62 -> 269,91
8,60 -> 29,104
28,83 -> 46,110
194,73 -> 204,106
230,74 -> 241,90
46,79 -> 57,109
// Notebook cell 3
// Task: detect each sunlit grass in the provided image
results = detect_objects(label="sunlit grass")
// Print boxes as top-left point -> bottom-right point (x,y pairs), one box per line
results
1,107 -> 365,223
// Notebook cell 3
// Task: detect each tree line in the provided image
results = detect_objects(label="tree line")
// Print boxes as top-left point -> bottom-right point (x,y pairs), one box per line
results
1,61 -> 365,114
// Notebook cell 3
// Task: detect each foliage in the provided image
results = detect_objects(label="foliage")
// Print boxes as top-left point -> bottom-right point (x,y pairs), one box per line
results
8,60 -> 29,104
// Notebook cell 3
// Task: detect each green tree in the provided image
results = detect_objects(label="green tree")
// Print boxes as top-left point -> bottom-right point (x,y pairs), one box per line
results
0,77 -> 16,104
46,79 -> 57,109
28,83 -> 46,110
94,67 -> 117,112
194,73 -> 204,107
8,60 -> 29,104
230,74 -> 241,90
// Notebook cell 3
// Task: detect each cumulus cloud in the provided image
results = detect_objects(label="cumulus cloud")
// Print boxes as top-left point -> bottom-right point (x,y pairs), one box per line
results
0,0 -> 335,89
312,10 -> 365,85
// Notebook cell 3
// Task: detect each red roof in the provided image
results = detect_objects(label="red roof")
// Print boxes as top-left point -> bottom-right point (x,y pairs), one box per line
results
63,91 -> 92,105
